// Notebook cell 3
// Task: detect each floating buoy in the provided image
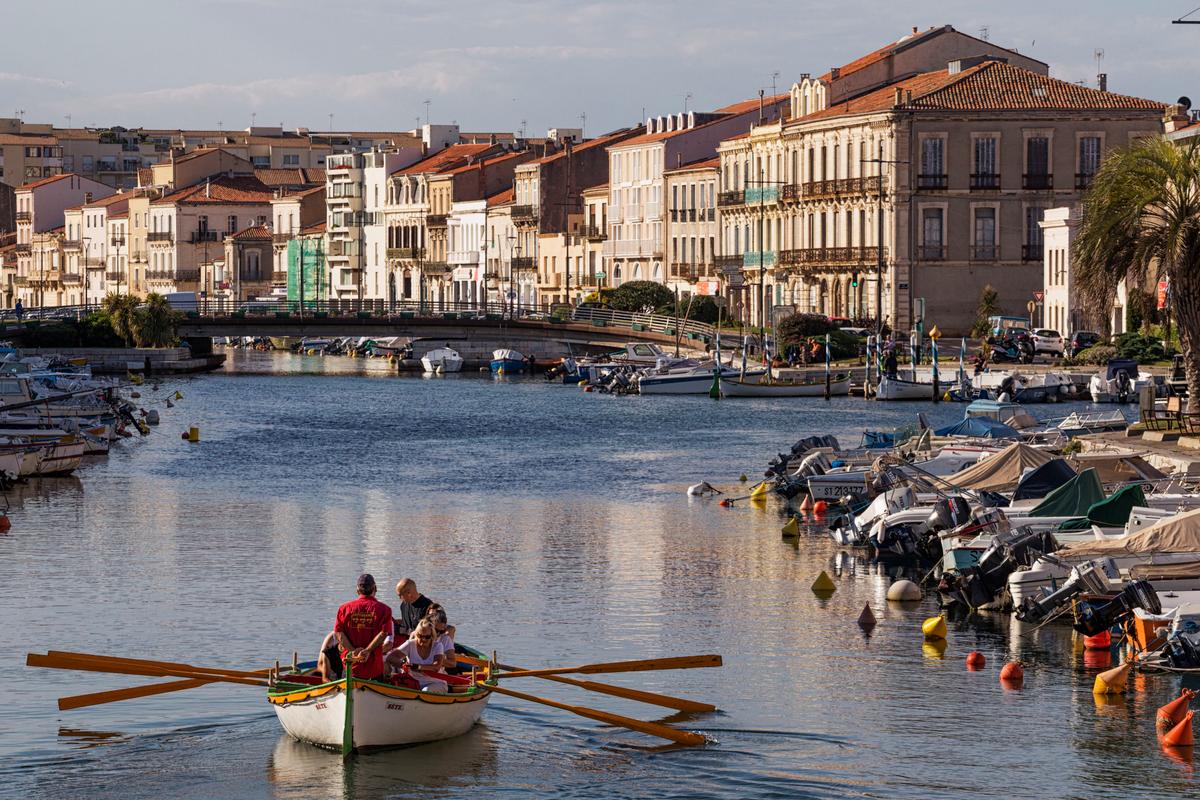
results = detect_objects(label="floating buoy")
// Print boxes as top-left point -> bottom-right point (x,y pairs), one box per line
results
718,499 -> 732,507
886,579 -> 923,602
798,495 -> 813,513
811,571 -> 836,595
781,516 -> 799,536
174,391 -> 183,400
146,410 -> 160,425
1093,661 -> 1131,695
857,604 -> 876,629
749,481 -> 768,499
1162,710 -> 1196,748
166,399 -> 174,408
1158,690 -> 1196,732
0,514 -> 11,533
1000,662 -> 1024,684
739,474 -> 748,482
187,426 -> 199,443
1084,631 -> 1112,649
584,385 -> 594,392
130,391 -> 141,399
966,651 -> 986,670
922,615 -> 947,640
812,500 -> 828,515
687,482 -> 719,497
181,431 -> 189,440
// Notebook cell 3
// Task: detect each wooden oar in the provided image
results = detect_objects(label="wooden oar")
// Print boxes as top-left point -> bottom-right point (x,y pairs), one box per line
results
58,679 -> 211,711
456,655 -> 715,713
46,651 -> 268,680
27,653 -> 269,687
482,682 -> 707,746
494,654 -> 722,680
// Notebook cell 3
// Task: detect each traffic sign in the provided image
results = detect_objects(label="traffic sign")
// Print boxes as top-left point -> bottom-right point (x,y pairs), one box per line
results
1033,291 -> 1044,302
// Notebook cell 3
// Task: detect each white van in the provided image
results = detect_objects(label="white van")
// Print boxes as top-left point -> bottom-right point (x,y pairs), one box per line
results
162,291 -> 199,311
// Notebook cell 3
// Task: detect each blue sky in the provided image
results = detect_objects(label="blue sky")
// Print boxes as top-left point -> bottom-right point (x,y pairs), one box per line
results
4,1 -> 1198,135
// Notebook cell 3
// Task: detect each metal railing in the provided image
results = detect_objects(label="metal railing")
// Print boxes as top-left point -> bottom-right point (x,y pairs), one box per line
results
970,173 -> 1000,190
581,225 -> 607,241
569,305 -> 714,340
970,245 -> 998,261
105,270 -> 123,282
62,273 -> 83,285
61,239 -> 82,251
511,205 -> 537,223
426,214 -> 448,228
511,256 -> 536,270
717,190 -> 745,207
147,232 -> 174,243
918,245 -> 946,261
1021,244 -> 1041,262
15,212 -> 31,223
387,247 -> 425,260
189,231 -> 221,244
1075,173 -> 1094,190
1023,173 -> 1053,190
272,233 -> 293,245
917,174 -> 948,190
778,246 -> 887,267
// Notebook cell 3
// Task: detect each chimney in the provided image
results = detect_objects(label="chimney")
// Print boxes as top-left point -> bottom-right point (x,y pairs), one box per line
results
1098,73 -> 1108,92
830,67 -> 840,80
758,89 -> 765,124
205,178 -> 211,198
906,89 -> 913,105
912,26 -> 918,34
894,88 -> 904,107
84,192 -> 92,204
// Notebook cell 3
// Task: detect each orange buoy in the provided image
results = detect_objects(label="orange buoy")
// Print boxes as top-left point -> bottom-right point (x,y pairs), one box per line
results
799,495 -> 814,512
719,499 -> 732,507
1082,648 -> 1112,670
966,651 -> 986,670
1162,710 -> 1196,747
1158,690 -> 1196,732
0,514 -> 10,533
999,661 -> 1024,684
812,500 -> 828,515
1093,661 -> 1131,695
1084,631 -> 1112,649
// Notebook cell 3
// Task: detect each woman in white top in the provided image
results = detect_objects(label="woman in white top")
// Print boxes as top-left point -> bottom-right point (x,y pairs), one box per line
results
385,620 -> 449,693
426,606 -> 455,657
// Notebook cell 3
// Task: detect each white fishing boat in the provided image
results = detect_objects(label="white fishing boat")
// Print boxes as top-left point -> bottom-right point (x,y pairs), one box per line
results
721,375 -> 851,398
421,347 -> 464,374
1057,409 -> 1128,437
490,349 -> 527,374
1088,359 -> 1152,403
640,364 -> 761,395
973,370 -> 1077,403
875,375 -> 939,400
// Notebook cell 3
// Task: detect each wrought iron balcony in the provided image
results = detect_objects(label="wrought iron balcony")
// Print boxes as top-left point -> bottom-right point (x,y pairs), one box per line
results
778,246 -> 887,268
511,256 -> 536,270
970,245 -> 998,261
110,237 -> 126,248
1021,244 -> 1041,262
798,177 -> 886,201
189,231 -> 221,244
511,205 -> 538,224
970,173 -> 1000,191
715,254 -> 742,270
1075,173 -> 1095,190
387,247 -> 425,260
426,214 -> 448,228
1023,173 -> 1053,190
105,270 -> 124,282
272,271 -> 288,283
581,225 -> 607,242
14,244 -> 30,255
424,261 -> 451,275
717,190 -> 745,208
62,273 -> 82,285
61,239 -> 82,251
15,212 -> 31,223
917,174 -> 948,190
147,232 -> 174,243
272,233 -> 293,245
918,245 -> 946,261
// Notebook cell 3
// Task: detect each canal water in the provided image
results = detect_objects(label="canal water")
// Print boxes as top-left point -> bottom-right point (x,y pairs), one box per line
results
0,351 -> 1193,799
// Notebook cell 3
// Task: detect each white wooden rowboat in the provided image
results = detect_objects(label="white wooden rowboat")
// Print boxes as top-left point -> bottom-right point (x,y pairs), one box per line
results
720,376 -> 851,397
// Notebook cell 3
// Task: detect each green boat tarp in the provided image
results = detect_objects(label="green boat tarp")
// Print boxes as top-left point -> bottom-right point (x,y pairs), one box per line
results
1058,483 -> 1148,531
1029,468 -> 1105,518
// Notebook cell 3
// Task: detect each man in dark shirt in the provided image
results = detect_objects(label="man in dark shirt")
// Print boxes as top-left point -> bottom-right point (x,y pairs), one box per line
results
394,578 -> 433,640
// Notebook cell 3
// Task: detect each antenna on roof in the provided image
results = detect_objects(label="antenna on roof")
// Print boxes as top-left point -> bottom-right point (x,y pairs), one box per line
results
579,112 -> 586,137
1094,48 -> 1106,88
423,100 -> 431,126
979,26 -> 989,41
684,93 -> 693,114
771,71 -> 780,97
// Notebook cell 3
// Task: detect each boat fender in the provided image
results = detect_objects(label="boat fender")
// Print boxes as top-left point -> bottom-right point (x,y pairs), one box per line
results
886,580 -> 923,602
812,500 -> 828,515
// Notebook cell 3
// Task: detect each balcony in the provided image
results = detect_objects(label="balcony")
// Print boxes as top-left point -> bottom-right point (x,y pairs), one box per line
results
147,270 -> 174,281
970,245 -> 998,261
1021,244 -> 1041,262
147,232 -> 174,243
130,250 -> 147,263
511,205 -> 538,225
105,270 -> 124,282
61,239 -> 82,251
669,262 -> 716,281
717,190 -> 745,208
448,250 -> 480,265
15,212 -> 31,223
799,177 -> 886,201
778,247 -> 887,268
1075,172 -> 1095,190
742,251 -> 777,268
424,261 -> 450,275
1023,173 -> 1053,191
272,233 -> 294,245
715,254 -> 743,271
13,277 -> 28,287
745,187 -> 778,205
62,273 -> 82,285
83,256 -> 105,268
189,230 -> 221,244
272,271 -> 288,283
917,174 -> 948,190
328,240 -> 360,257
601,239 -> 664,258
918,245 -> 946,261
511,256 -> 536,270
781,183 -> 803,202
110,237 -> 126,248
643,202 -> 661,219
14,244 -> 30,255
582,225 -> 607,242
970,173 -> 1000,191
387,247 -> 425,261
426,214 -> 448,228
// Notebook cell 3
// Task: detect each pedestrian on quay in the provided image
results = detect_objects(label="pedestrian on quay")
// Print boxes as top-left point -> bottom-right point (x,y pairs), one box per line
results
14,299 -> 22,321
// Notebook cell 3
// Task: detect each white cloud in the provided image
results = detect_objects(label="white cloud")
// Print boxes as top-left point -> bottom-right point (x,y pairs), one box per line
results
0,72 -> 70,89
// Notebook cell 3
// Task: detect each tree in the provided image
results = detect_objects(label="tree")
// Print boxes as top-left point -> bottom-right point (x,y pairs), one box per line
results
607,281 -> 674,313
970,285 -> 1001,339
1075,137 -> 1200,407
776,312 -> 833,345
101,293 -> 138,347
130,293 -> 181,347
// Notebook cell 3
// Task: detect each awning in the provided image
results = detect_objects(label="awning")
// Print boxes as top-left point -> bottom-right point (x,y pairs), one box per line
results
935,416 -> 1022,440
1061,506 -> 1200,557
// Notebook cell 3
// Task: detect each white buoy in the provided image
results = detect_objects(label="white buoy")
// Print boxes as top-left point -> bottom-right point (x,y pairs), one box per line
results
886,579 -> 923,602
687,481 -> 719,496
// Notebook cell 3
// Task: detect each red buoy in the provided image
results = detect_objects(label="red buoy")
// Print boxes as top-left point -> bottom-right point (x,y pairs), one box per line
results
719,499 -> 732,507
999,661 -> 1024,688
812,500 -> 828,515
966,651 -> 986,670
0,514 -> 11,533
1159,690 -> 1197,733
1162,710 -> 1196,747
1084,631 -> 1112,649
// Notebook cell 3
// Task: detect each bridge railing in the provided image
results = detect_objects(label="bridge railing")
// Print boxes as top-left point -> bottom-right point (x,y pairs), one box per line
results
567,305 -> 714,341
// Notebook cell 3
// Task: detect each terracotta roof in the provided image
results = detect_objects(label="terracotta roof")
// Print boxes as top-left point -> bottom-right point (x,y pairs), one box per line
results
172,147 -> 249,165
16,173 -> 77,191
229,224 -> 271,240
82,193 -> 129,211
581,182 -> 608,194
275,184 -> 326,201
300,221 -> 326,235
486,187 -> 514,207
438,149 -> 528,176
0,133 -> 58,145
254,167 -> 326,187
152,176 -> 274,206
530,127 -> 643,165
665,156 -> 720,175
612,96 -> 787,148
798,61 -> 1164,123
109,210 -> 129,220
392,144 -> 495,176
137,167 -> 154,186
715,93 -> 789,115
817,26 -> 1046,83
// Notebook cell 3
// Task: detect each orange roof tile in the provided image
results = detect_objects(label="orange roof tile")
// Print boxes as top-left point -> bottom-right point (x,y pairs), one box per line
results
665,156 -> 720,175
817,26 -> 1045,84
438,149 -> 528,176
530,127 -> 643,166
581,182 -> 608,194
715,93 -> 789,115
152,176 -> 274,206
254,167 -> 326,187
229,224 -> 271,240
613,96 -> 787,149
392,144 -> 494,176
82,193 -> 129,211
486,187 -> 514,207
300,220 -> 326,235
0,133 -> 58,145
17,173 -> 77,191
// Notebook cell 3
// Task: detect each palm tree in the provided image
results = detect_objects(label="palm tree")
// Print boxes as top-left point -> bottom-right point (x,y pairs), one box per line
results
1075,137 -> 1200,407
101,293 -> 137,347
131,293 -> 180,348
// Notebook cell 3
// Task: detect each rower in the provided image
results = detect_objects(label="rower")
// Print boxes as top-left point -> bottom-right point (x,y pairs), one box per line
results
394,578 -> 432,640
331,573 -> 393,681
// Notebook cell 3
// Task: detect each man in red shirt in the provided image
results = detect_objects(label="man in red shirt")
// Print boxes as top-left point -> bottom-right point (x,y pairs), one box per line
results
333,573 -> 393,680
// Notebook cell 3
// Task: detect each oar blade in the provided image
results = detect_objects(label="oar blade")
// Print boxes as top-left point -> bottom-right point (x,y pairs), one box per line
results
58,679 -> 211,711
496,654 -> 723,679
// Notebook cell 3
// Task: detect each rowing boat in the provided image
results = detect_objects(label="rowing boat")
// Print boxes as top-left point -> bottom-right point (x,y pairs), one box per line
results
720,376 -> 851,397
268,645 -> 493,754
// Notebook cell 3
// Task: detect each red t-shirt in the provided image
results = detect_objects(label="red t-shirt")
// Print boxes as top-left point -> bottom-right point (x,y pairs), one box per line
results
334,595 -> 393,679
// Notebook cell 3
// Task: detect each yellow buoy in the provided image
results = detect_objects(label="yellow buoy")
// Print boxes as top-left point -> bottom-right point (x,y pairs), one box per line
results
174,391 -> 183,400
1093,661 -> 1132,694
781,517 -> 799,537
749,481 -> 768,499
922,615 -> 947,640
187,426 -> 199,443
811,571 -> 836,595
739,474 -> 748,482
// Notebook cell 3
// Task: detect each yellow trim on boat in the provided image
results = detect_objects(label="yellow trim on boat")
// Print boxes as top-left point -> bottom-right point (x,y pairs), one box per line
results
269,677 -> 493,706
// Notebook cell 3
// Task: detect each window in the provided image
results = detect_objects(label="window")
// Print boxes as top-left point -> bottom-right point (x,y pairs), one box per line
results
973,208 -> 996,260
1078,136 -> 1101,186
972,137 -> 998,189
919,137 -> 946,189
228,215 -> 238,233
1024,206 -> 1045,260
1025,137 -> 1051,188
282,154 -> 300,166
921,208 -> 944,260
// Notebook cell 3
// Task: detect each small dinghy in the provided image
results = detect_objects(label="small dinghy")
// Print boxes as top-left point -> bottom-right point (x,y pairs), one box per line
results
490,348 -> 527,374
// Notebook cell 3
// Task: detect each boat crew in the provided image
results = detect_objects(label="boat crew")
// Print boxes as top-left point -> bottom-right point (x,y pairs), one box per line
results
329,573 -> 393,681
386,619 -> 450,693
394,578 -> 432,639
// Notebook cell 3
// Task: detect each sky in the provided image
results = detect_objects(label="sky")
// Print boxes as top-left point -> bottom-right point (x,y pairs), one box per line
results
3,1 -> 1199,136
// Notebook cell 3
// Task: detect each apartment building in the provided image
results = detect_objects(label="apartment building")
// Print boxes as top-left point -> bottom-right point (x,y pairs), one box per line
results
147,176 -> 274,295
483,189 -> 528,309
12,174 -> 114,307
361,149 -> 427,302
604,96 -> 786,291
663,158 -> 720,298
286,221 -> 328,306
270,186 -> 326,294
62,192 -> 130,306
580,183 -> 609,295
717,26 -> 1164,333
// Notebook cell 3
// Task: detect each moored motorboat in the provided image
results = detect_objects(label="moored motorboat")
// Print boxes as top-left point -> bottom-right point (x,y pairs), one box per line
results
421,348 -> 464,374
490,349 -> 527,374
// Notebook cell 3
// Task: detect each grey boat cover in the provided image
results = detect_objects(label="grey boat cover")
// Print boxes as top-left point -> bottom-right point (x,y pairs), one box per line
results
1061,506 -> 1200,558
1012,459 -> 1078,501
1028,468 -> 1103,516
944,442 -> 1055,492
1066,453 -> 1166,484
935,416 -> 1022,439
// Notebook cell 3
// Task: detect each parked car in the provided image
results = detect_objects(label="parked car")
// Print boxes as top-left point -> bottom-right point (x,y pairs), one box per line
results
1031,328 -> 1064,356
1068,330 -> 1103,358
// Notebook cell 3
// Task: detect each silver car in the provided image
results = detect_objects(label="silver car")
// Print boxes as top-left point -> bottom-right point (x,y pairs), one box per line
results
1032,328 -> 1064,355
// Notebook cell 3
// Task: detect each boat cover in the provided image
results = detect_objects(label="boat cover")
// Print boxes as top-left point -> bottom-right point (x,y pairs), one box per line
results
1013,459 -> 1079,501
1061,506 -> 1200,557
1066,453 -> 1166,484
935,416 -> 1022,439
1058,483 -> 1149,530
1129,560 -> 1200,581
944,442 -> 1055,492
1028,468 -> 1103,516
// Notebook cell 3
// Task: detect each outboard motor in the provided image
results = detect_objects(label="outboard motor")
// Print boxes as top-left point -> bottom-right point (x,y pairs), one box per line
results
1115,369 -> 1132,404
927,497 -> 971,533
1072,579 -> 1162,636
1015,557 -> 1119,622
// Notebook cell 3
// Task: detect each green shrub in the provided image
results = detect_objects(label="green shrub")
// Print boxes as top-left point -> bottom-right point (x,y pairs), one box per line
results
654,295 -> 720,324
608,281 -> 674,313
777,313 -> 834,344
1113,331 -> 1171,363
1071,344 -> 1118,365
